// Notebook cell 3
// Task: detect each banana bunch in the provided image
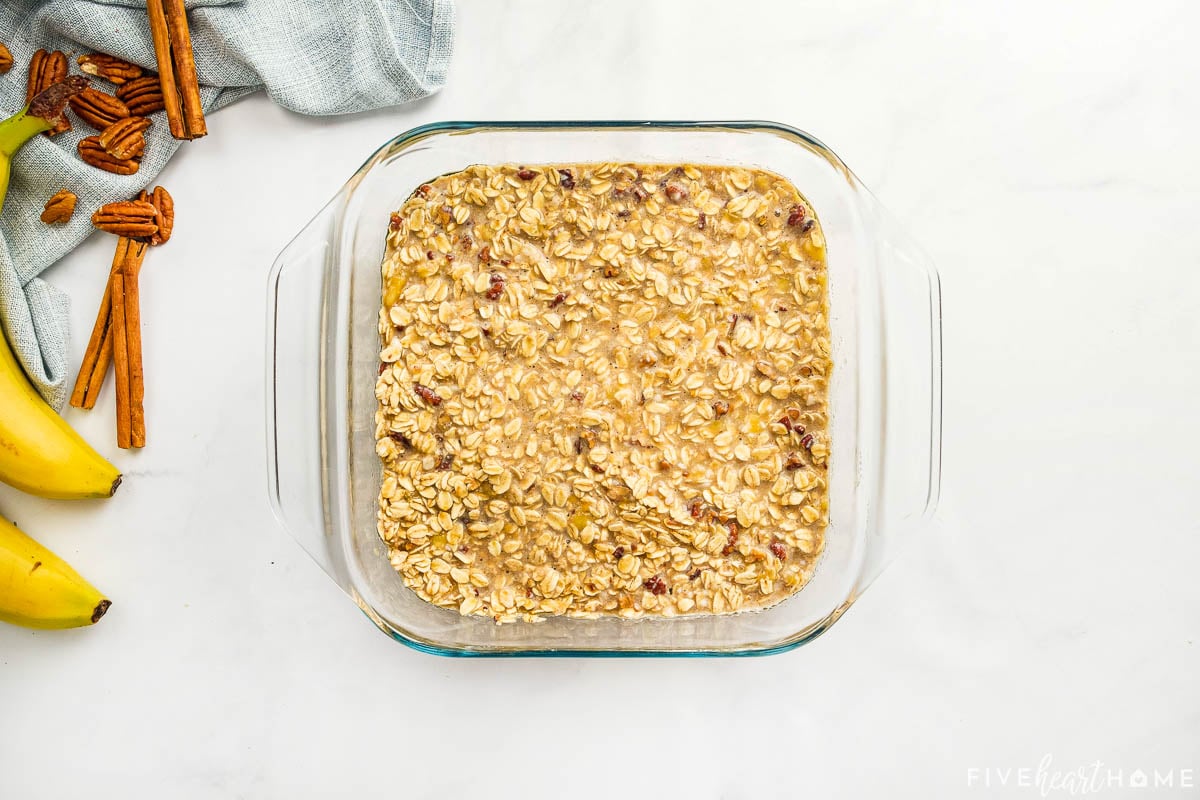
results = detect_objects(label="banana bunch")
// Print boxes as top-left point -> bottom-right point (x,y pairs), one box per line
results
0,516 -> 109,629
0,78 -> 118,630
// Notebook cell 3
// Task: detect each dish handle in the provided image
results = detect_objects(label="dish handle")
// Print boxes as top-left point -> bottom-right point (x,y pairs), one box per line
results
265,200 -> 344,584
862,205 -> 944,586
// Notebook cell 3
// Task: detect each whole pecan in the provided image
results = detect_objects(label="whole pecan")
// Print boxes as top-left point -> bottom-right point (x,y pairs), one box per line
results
77,53 -> 143,85
91,200 -> 158,238
78,137 -> 140,175
40,190 -> 77,224
115,76 -> 166,117
68,88 -> 131,130
146,186 -> 174,245
0,43 -> 12,74
98,116 -> 151,160
25,50 -> 70,135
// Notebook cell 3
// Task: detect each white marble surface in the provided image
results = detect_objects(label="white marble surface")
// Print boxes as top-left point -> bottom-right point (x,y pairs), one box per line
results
2,0 -> 1198,797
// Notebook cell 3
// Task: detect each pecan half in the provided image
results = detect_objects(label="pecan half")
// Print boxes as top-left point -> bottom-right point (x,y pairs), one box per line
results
115,76 -> 165,117
91,200 -> 158,238
0,43 -> 12,74
40,190 -> 77,224
26,50 -> 70,135
145,186 -> 173,245
78,136 -> 140,175
98,116 -> 151,160
77,53 -> 143,85
69,88 -> 131,130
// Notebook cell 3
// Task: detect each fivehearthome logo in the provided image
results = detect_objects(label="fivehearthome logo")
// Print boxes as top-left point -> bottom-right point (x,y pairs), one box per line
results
967,755 -> 1195,795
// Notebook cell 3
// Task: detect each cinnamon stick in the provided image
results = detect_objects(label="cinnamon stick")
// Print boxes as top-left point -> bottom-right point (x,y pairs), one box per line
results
122,240 -> 148,447
111,271 -> 131,449
70,237 -> 129,409
147,0 -> 206,140
85,323 -> 113,408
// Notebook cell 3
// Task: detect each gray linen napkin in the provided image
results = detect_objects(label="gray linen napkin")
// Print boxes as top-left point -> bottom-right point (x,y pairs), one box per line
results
0,0 -> 454,408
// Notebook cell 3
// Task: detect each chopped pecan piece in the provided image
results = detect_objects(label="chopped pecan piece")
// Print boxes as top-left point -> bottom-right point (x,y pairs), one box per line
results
643,575 -> 668,595
517,168 -> 536,180
413,383 -> 442,406
769,542 -> 788,561
485,273 -> 505,300
721,521 -> 739,556
664,182 -> 687,203
40,190 -> 77,224
787,205 -> 807,227
712,400 -> 730,417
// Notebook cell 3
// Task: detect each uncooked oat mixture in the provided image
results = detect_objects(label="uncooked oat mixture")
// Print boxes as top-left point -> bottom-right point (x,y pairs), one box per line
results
376,163 -> 830,623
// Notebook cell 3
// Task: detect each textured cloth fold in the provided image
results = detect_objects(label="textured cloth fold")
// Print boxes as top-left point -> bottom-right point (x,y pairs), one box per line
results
0,0 -> 454,407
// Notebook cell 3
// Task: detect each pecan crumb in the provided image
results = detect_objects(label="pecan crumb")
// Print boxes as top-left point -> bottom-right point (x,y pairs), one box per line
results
479,245 -> 491,264
770,542 -> 788,561
436,453 -> 455,471
787,205 -> 807,227
486,273 -> 505,300
517,168 -> 537,180
664,182 -> 688,203
784,452 -> 804,471
389,432 -> 412,449
801,219 -> 816,234
721,521 -> 740,556
800,433 -> 815,450
575,428 -> 598,453
569,390 -> 583,402
644,575 -> 668,595
426,250 -> 435,260
413,383 -> 442,406
612,546 -> 625,560
389,213 -> 404,231
549,292 -> 567,308
416,184 -> 431,198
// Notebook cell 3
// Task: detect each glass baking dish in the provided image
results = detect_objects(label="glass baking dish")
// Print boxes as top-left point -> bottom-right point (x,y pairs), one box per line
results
266,121 -> 941,657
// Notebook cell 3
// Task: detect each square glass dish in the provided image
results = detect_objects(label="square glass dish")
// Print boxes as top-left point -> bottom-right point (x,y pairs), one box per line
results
267,121 -> 942,657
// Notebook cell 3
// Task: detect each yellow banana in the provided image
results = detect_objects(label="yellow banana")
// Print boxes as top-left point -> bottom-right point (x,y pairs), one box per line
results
0,516 -> 110,629
0,76 -> 120,499
0,330 -> 121,498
